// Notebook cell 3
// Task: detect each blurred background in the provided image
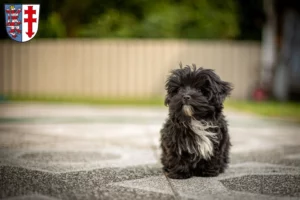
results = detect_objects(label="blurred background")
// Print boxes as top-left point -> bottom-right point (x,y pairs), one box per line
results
0,0 -> 300,121
1,1 -> 300,199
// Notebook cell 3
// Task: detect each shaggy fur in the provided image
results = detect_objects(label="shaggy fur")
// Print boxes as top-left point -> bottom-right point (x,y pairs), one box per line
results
160,64 -> 233,179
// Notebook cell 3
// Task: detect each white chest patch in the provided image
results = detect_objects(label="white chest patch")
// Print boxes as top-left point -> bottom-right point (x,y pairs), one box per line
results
187,119 -> 218,160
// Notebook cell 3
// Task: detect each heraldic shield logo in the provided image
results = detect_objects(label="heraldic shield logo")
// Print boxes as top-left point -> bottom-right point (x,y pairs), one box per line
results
4,4 -> 40,42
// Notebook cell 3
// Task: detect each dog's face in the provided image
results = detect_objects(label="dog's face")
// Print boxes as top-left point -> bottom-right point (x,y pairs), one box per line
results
165,65 -> 232,122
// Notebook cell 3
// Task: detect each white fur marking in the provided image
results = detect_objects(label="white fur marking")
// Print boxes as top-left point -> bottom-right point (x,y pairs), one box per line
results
188,119 -> 218,160
183,105 -> 193,116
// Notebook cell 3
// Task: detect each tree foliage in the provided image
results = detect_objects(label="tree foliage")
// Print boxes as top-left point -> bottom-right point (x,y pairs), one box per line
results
78,0 -> 240,39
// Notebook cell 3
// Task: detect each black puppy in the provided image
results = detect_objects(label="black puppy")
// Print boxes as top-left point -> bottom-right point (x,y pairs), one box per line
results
160,64 -> 233,179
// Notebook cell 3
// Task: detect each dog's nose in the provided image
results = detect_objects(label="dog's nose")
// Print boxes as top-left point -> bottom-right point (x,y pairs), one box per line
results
183,95 -> 191,101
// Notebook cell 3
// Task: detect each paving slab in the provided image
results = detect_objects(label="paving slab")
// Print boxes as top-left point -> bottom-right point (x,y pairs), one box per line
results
2,194 -> 59,200
0,103 -> 300,200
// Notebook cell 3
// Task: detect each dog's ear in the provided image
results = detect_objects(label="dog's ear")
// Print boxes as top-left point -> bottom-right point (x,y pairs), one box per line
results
202,69 -> 233,105
164,94 -> 170,106
215,80 -> 233,104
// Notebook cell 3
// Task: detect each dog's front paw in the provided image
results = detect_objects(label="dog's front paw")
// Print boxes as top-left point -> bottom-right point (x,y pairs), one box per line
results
163,166 -> 170,173
198,170 -> 220,177
166,172 -> 191,179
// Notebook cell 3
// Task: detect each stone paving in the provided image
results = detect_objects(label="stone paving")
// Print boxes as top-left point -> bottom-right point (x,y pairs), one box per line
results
0,103 -> 300,200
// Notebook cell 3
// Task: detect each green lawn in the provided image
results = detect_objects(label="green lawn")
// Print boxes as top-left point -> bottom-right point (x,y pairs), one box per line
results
2,95 -> 300,122
3,95 -> 164,107
225,100 -> 300,122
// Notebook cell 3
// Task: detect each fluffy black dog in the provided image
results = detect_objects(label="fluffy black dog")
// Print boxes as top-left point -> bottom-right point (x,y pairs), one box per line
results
160,64 -> 233,179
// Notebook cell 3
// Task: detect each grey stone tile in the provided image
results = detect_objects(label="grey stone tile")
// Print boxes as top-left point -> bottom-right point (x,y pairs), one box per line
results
95,185 -> 176,200
2,194 -> 59,200
110,176 -> 174,195
231,145 -> 300,167
165,162 -> 300,200
0,164 -> 174,200
0,148 -> 158,173
220,174 -> 300,197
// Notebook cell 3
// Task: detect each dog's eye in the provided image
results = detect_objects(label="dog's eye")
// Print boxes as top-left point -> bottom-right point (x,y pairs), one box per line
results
200,89 -> 209,97
197,89 -> 202,93
170,88 -> 178,94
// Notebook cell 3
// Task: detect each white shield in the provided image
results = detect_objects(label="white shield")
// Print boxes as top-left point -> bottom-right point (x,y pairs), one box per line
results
22,4 -> 40,42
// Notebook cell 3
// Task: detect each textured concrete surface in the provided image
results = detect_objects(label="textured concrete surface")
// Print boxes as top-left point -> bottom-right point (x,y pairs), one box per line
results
0,103 -> 300,200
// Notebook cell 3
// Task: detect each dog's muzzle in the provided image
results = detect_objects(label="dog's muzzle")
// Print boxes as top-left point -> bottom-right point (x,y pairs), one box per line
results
182,95 -> 191,104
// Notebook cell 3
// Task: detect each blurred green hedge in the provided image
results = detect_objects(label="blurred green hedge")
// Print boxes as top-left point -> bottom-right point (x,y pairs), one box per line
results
34,0 -> 246,39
